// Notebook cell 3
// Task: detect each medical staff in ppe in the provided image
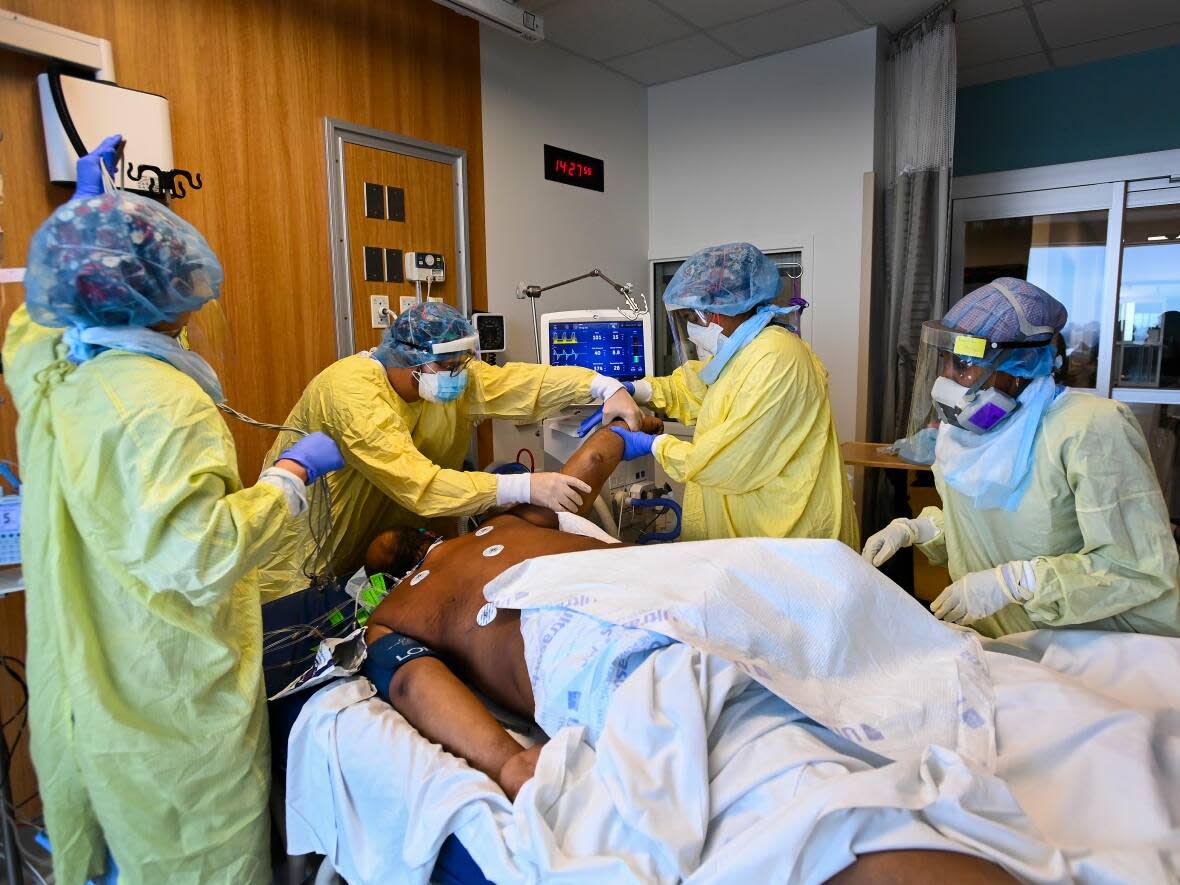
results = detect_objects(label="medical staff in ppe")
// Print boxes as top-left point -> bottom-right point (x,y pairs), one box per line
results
6,176 -> 344,884
609,242 -> 858,546
257,301 -> 643,600
862,278 -> 1179,638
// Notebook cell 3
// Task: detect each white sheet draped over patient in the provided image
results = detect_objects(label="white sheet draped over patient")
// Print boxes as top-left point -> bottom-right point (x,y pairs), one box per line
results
286,539 -> 1180,884
492,538 -> 995,769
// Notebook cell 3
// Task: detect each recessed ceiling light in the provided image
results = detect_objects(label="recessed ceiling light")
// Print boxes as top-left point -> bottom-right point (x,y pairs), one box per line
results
1148,235 -> 1168,241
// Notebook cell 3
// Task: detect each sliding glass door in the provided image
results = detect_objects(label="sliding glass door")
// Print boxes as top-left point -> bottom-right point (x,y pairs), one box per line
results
956,198 -> 1110,390
950,153 -> 1180,531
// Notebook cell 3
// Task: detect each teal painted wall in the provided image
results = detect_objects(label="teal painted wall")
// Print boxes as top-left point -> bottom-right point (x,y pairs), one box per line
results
955,44 -> 1180,176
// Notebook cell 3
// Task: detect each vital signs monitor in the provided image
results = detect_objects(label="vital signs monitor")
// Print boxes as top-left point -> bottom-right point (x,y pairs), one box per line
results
539,309 -> 653,381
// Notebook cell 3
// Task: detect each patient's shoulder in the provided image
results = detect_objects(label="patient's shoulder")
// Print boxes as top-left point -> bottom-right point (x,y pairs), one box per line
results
501,505 -> 559,529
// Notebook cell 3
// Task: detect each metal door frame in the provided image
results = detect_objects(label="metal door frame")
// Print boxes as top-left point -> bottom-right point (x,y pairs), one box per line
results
324,117 -> 473,358
949,148 -> 1180,400
949,184 -> 1116,393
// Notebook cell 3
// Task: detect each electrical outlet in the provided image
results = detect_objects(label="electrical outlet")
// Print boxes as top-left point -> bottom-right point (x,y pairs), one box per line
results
400,295 -> 418,314
370,295 -> 390,328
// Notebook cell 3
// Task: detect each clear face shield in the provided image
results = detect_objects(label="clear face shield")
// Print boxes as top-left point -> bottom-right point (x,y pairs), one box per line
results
666,273 -> 806,368
422,333 -> 479,373
667,308 -> 720,364
177,295 -> 230,361
905,322 -> 1048,448
898,283 -> 1063,461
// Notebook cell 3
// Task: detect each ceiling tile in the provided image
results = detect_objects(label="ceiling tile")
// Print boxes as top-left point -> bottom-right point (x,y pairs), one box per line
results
957,50 -> 1049,86
844,0 -> 934,34
1034,0 -> 1180,50
654,0 -> 803,30
712,0 -> 864,59
1053,21 -> 1180,67
540,0 -> 694,60
952,0 -> 1023,22
955,6 -> 1041,67
604,33 -> 743,84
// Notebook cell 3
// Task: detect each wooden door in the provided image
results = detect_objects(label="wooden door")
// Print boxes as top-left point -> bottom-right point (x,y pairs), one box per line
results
342,143 -> 458,352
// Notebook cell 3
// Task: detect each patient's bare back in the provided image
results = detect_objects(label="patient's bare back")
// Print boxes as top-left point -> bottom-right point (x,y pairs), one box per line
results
368,513 -> 614,717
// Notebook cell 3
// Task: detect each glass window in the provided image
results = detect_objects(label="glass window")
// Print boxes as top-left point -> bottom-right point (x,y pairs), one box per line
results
1115,202 -> 1180,389
962,210 -> 1108,388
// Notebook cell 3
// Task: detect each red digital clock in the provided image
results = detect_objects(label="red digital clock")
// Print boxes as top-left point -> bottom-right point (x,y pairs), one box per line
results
544,144 -> 604,192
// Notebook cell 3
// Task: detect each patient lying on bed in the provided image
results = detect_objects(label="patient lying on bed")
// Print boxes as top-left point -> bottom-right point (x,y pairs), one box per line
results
362,418 -> 649,798
361,419 -> 1014,884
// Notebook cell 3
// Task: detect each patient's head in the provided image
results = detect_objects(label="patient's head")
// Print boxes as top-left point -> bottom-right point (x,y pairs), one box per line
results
365,527 -> 439,580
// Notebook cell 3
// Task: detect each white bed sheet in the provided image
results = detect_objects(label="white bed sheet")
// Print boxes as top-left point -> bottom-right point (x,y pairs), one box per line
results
286,541 -> 1180,884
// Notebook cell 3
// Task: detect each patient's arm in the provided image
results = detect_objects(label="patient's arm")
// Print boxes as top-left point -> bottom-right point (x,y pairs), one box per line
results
385,654 -> 532,799
512,414 -> 665,526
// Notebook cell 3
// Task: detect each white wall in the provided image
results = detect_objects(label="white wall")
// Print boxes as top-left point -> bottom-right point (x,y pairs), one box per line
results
480,27 -> 650,465
648,28 -> 883,440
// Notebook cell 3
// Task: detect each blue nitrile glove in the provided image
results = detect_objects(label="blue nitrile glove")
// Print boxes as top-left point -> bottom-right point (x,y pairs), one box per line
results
609,426 -> 657,460
578,381 -> 637,436
73,134 -> 123,199
278,432 -> 345,484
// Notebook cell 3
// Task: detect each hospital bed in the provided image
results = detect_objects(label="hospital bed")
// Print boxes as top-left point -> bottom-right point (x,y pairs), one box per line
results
264,579 -> 503,885
262,501 -> 674,883
269,540 -> 1180,884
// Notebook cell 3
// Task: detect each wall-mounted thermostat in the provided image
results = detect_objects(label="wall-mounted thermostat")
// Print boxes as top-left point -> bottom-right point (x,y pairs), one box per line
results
472,313 -> 506,353
405,251 -> 445,283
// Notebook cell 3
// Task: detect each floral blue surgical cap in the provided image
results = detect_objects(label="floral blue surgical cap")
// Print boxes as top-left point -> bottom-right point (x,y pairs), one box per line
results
663,242 -> 783,316
24,192 -> 223,330
372,301 -> 477,370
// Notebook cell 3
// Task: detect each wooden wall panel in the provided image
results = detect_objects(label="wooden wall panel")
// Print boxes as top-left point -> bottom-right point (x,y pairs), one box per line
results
0,0 -> 488,477
0,592 -> 37,817
0,0 -> 487,824
342,142 -> 459,351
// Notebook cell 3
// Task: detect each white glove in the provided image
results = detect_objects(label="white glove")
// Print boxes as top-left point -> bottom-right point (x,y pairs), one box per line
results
931,561 -> 1036,626
529,472 -> 591,512
601,388 -> 643,431
630,379 -> 653,404
589,373 -> 624,401
861,516 -> 938,567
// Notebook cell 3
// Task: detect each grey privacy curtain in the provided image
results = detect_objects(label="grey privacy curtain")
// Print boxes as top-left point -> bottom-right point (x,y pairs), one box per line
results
876,7 -> 956,443
865,8 -> 956,551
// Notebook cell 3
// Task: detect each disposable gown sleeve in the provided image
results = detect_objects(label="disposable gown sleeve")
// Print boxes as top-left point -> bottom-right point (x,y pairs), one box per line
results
465,361 -> 594,423
915,506 -> 948,565
646,361 -> 708,426
652,350 -> 817,494
70,379 -> 291,608
1024,404 -> 1179,627
337,394 -> 498,519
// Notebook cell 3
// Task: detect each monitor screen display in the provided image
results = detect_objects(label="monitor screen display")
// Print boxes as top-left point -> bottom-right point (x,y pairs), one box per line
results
548,319 -> 645,381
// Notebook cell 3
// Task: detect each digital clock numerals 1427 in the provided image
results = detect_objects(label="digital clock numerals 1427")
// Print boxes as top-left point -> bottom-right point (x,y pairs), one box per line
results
544,144 -> 605,192
554,158 -> 592,178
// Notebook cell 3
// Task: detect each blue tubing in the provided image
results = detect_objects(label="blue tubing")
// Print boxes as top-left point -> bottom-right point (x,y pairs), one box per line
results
631,496 -> 682,544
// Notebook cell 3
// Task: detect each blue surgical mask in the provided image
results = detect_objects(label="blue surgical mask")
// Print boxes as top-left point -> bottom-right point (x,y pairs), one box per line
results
416,367 -> 468,403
